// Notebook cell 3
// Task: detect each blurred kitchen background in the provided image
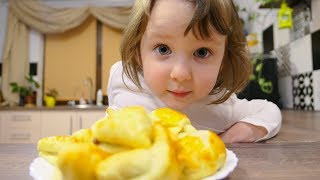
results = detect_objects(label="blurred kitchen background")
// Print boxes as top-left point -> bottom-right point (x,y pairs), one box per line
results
0,0 -> 319,110
0,0 -> 319,144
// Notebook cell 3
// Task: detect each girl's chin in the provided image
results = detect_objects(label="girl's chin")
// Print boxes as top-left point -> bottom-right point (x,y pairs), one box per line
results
163,101 -> 191,110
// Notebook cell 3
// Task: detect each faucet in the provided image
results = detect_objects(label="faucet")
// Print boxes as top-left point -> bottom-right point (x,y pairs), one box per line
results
83,76 -> 93,105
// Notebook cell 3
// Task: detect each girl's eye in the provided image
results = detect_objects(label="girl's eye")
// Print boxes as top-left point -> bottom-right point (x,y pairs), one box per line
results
156,44 -> 171,55
194,48 -> 210,58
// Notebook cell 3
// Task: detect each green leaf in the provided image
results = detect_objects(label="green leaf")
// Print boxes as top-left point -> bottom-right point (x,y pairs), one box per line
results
9,82 -> 19,93
256,63 -> 263,72
10,82 -> 17,86
261,82 -> 273,94
9,75 -> 40,96
249,74 -> 256,81
258,78 -> 265,85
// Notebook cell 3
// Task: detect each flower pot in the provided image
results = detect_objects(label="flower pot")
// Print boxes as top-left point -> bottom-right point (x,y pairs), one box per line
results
19,95 -> 25,106
45,96 -> 56,108
24,95 -> 35,107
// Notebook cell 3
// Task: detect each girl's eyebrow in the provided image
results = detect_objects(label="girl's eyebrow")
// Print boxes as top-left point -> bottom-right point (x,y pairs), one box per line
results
146,28 -> 226,45
204,35 -> 226,44
147,30 -> 174,39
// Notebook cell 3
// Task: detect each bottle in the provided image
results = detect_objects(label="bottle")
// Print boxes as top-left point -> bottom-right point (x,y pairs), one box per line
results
96,89 -> 103,106
79,92 -> 87,105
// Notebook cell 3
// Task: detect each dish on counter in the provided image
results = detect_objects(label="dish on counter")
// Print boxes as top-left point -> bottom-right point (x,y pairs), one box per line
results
31,106 -> 238,179
30,149 -> 237,180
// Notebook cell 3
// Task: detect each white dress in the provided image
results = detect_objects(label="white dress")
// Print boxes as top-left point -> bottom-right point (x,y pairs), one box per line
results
107,61 -> 282,141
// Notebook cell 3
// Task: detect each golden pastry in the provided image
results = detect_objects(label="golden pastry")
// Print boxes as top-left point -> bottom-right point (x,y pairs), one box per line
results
96,124 -> 180,180
95,141 -> 132,154
57,143 -> 110,180
71,128 -> 94,142
149,108 -> 197,140
37,136 -> 79,166
176,130 -> 226,179
92,106 -> 152,148
37,128 -> 93,166
37,106 -> 227,180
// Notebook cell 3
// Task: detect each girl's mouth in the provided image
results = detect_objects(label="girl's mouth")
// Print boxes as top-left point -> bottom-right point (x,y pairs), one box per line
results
168,90 -> 191,98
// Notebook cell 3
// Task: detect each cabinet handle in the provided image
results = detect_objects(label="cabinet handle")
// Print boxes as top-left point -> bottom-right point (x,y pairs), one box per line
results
69,116 -> 73,135
10,133 -> 31,140
80,116 -> 83,129
12,115 -> 31,122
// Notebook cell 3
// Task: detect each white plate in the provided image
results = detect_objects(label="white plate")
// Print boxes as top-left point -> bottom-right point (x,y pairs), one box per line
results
203,149 -> 238,180
29,149 -> 237,180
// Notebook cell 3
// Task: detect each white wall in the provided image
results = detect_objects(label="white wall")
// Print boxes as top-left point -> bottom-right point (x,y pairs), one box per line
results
310,0 -> 320,33
234,0 -> 278,32
29,30 -> 43,64
0,2 -> 8,63
29,30 -> 44,106
234,0 -> 278,54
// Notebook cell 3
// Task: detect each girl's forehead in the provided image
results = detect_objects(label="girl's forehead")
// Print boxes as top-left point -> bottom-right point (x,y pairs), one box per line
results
144,19 -> 226,46
148,0 -> 195,31
151,0 -> 195,18
146,1 -> 223,41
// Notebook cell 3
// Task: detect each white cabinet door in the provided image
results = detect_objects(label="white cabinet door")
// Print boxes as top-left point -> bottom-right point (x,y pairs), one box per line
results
2,111 -> 41,143
41,111 -> 76,137
0,113 -> 3,143
76,110 -> 106,130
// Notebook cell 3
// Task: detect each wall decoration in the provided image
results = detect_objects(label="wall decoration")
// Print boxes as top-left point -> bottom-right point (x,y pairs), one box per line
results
292,72 -> 314,110
290,3 -> 311,41
274,45 -> 291,77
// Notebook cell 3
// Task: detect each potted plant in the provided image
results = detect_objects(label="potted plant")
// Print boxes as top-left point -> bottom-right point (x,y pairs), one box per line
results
44,88 -> 58,108
9,75 -> 40,106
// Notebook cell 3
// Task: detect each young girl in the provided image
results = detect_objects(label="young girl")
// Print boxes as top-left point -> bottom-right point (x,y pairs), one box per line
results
107,0 -> 282,143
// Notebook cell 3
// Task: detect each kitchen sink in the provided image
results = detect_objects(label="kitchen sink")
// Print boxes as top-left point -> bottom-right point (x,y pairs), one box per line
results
71,104 -> 105,109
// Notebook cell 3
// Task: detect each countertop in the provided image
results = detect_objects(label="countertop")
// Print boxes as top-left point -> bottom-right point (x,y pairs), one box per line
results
0,105 -> 107,111
1,109 -> 320,179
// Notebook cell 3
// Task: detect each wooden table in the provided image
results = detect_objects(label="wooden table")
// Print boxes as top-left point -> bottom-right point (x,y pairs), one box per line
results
1,109 -> 320,180
227,142 -> 320,179
0,144 -> 36,180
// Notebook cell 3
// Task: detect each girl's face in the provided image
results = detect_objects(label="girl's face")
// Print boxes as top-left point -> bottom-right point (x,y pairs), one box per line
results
140,0 -> 226,110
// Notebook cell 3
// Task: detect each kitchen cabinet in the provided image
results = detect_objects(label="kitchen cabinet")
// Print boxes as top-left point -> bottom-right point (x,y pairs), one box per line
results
40,111 -> 75,137
40,109 -> 106,137
75,110 -> 106,130
1,111 -> 41,143
0,108 -> 106,143
0,114 -> 3,143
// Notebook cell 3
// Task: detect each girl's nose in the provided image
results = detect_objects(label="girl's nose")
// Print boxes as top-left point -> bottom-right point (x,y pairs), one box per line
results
170,61 -> 192,82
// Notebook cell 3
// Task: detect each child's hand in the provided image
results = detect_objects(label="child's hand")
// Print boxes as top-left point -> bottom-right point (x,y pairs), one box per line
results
219,122 -> 267,143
